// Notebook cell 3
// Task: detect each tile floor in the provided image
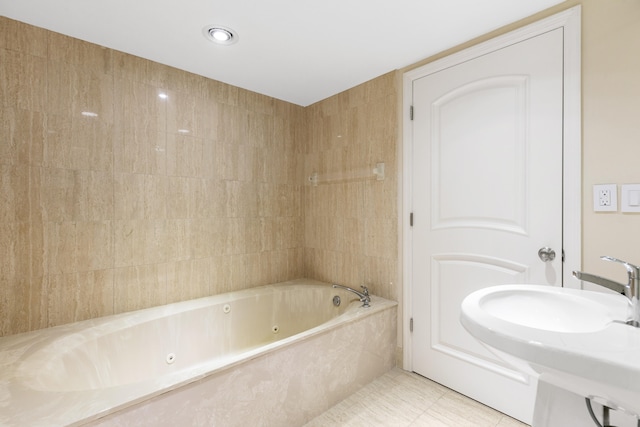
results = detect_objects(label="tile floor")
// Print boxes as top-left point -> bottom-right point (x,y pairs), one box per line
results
303,368 -> 529,427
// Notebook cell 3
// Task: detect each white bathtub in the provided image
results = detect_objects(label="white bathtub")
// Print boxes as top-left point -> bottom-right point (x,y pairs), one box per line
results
0,279 -> 397,426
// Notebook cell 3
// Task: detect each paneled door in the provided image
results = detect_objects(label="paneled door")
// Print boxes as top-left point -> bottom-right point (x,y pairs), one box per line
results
410,28 -> 564,423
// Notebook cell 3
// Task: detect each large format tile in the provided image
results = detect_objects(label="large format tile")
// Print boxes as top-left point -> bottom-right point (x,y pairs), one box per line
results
304,369 -> 529,427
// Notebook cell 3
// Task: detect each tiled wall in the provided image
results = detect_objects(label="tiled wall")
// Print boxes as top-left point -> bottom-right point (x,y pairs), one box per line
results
0,17 -> 307,336
0,16 -> 400,337
303,74 -> 399,301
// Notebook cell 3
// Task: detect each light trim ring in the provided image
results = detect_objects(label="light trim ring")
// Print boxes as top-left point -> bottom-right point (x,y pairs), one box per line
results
203,25 -> 238,45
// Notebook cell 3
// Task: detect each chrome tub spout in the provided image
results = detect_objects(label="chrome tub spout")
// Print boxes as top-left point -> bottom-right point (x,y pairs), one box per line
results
332,284 -> 371,308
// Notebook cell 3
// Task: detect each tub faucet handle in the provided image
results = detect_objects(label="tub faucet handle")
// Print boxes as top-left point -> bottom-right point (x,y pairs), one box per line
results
332,284 -> 371,308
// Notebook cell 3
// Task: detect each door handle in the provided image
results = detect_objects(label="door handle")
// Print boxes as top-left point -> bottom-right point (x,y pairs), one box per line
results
538,247 -> 556,262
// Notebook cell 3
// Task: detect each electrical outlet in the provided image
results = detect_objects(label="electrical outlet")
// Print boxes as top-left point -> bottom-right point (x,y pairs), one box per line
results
599,189 -> 611,206
593,184 -> 617,212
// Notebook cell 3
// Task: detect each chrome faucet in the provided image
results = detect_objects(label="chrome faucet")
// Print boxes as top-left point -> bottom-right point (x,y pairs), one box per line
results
332,284 -> 371,308
572,256 -> 640,327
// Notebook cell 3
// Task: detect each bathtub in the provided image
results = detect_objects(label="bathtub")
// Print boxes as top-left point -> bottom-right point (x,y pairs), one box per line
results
0,279 -> 397,426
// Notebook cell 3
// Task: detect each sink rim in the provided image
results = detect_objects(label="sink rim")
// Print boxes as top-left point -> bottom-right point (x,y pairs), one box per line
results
471,285 -> 619,333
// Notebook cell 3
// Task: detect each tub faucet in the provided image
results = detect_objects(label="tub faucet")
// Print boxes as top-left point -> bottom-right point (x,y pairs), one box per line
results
572,256 -> 640,327
332,284 -> 371,308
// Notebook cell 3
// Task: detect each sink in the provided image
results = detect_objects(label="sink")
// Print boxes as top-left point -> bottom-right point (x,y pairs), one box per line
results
461,284 -> 640,417
472,286 -> 615,333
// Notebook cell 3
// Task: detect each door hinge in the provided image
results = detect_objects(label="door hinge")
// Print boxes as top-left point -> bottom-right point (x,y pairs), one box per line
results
562,249 -> 565,262
409,105 -> 414,121
410,317 -> 414,332
410,212 -> 413,227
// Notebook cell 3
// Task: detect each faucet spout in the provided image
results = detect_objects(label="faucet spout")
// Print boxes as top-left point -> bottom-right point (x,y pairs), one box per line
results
332,284 -> 371,308
572,256 -> 640,327
571,271 -> 628,297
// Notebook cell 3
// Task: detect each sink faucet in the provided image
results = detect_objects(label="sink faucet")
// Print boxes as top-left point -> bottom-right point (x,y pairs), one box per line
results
332,284 -> 371,308
572,256 -> 640,327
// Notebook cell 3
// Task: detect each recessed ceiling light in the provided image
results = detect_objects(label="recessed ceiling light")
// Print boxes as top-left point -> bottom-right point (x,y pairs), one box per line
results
203,25 -> 238,45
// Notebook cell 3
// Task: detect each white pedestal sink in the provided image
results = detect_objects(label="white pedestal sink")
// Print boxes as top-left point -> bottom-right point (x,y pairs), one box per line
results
460,285 -> 640,422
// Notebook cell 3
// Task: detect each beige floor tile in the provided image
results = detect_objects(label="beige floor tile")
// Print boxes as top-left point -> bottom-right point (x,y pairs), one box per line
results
497,415 -> 529,427
422,391 -> 503,427
303,368 -> 531,427
409,412 -> 456,427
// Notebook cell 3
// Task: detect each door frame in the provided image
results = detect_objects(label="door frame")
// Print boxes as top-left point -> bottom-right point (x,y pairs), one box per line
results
401,6 -> 582,370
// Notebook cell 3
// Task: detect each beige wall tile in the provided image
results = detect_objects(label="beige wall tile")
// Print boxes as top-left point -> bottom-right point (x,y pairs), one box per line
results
28,215 -> 46,278
166,133 -> 207,177
48,221 -> 113,274
243,252 -> 263,288
0,48 -> 47,112
226,217 -> 247,255
167,176 -> 195,219
0,164 -> 30,223
0,223 -> 30,280
114,264 -> 166,313
71,171 -> 114,222
114,220 -> 168,268
274,217 -> 302,250
75,221 -> 114,271
211,79 -> 240,106
229,254 -> 247,290
238,90 -> 274,116
47,270 -> 114,326
45,114 -> 114,172
114,126 -> 167,175
37,168 -> 113,222
166,67 -> 209,96
115,78 -> 167,132
1,276 -> 47,335
166,219 -> 191,261
47,32 -> 112,74
0,107 -> 45,166
209,255 -> 233,294
363,178 -> 397,219
217,104 -> 243,145
166,258 -> 212,302
166,89 -> 213,139
113,51 -> 171,87
261,250 -> 291,284
0,18 -> 47,57
46,61 -> 114,123
39,167 -> 74,222
114,173 -> 167,220
362,256 -> 398,301
189,218 -> 219,258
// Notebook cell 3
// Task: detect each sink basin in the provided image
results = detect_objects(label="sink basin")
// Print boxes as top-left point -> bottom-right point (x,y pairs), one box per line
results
461,285 -> 640,417
474,286 -> 615,333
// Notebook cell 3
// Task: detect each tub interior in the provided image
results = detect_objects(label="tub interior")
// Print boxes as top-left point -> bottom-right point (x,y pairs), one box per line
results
17,284 -> 355,392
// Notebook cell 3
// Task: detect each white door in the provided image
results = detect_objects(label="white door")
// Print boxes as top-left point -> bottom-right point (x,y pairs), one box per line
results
411,29 -> 563,423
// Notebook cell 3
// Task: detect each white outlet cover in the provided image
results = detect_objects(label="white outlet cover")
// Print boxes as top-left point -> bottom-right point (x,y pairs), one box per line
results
593,184 -> 617,212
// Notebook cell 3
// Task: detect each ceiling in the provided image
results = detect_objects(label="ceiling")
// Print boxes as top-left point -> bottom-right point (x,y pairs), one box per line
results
0,0 -> 565,106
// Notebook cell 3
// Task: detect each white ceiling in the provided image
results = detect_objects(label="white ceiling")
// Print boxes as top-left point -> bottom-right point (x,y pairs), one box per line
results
0,0 -> 565,106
